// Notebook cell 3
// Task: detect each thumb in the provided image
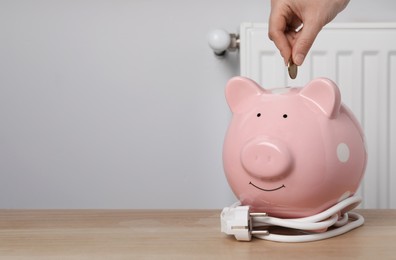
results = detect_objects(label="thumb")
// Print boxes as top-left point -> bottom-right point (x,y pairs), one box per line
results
293,23 -> 322,66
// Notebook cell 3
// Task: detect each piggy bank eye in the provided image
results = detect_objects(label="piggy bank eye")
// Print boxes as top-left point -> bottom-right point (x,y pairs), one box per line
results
283,114 -> 288,118
257,113 -> 261,117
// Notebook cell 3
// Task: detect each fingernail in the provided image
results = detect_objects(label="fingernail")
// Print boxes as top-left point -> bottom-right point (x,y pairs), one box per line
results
294,54 -> 305,66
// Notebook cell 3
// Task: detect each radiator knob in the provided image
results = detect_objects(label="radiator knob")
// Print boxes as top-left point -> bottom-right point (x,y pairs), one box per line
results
208,29 -> 239,56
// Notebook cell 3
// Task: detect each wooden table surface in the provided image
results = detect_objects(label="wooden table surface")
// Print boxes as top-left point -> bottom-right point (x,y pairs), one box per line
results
0,209 -> 395,259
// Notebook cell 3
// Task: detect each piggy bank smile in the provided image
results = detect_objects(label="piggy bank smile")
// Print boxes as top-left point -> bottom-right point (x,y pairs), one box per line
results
249,181 -> 285,192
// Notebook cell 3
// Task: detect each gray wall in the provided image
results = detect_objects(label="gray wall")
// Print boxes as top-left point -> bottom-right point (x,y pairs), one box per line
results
1,0 -> 395,209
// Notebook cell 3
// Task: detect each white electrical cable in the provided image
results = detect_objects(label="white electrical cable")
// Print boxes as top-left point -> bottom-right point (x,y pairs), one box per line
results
221,195 -> 364,242
253,212 -> 364,243
253,213 -> 340,230
251,195 -> 364,242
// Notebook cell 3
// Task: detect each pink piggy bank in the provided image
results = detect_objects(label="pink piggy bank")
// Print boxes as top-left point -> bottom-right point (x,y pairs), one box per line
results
223,77 -> 367,218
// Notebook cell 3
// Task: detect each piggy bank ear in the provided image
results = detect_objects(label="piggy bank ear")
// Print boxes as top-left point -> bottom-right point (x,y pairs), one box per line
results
225,77 -> 266,113
300,78 -> 341,118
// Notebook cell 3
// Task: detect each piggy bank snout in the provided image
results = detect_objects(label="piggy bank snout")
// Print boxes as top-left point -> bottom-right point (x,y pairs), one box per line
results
241,138 -> 292,179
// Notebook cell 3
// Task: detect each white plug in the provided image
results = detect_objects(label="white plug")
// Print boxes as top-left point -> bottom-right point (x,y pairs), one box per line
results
220,205 -> 251,241
220,205 -> 268,241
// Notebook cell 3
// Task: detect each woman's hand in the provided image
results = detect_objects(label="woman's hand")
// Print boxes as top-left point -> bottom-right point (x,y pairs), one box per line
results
268,0 -> 350,66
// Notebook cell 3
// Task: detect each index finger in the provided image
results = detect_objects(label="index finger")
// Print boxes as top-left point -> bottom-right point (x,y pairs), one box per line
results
268,12 -> 292,65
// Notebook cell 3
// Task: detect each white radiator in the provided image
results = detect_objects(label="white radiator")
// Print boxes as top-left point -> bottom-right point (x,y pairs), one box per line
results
240,23 -> 396,209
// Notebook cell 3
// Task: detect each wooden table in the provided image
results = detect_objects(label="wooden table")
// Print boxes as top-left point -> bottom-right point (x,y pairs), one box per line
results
0,209 -> 395,259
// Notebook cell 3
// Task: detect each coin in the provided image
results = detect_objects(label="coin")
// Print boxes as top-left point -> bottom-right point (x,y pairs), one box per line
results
288,59 -> 298,79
